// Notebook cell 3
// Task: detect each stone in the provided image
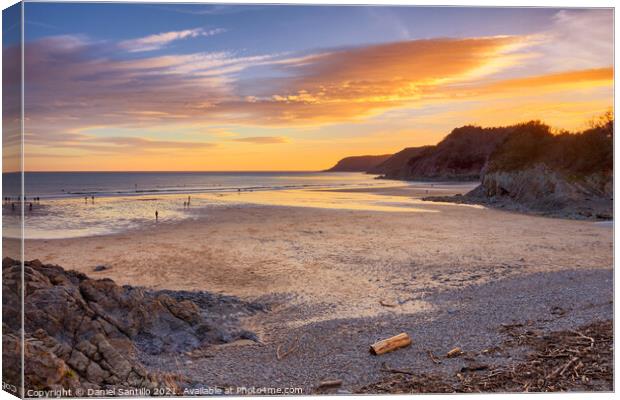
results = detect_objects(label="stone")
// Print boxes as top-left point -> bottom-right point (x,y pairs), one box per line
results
2,257 -> 257,392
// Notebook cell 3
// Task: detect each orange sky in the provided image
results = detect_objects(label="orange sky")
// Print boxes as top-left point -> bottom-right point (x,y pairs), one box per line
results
3,6 -> 614,172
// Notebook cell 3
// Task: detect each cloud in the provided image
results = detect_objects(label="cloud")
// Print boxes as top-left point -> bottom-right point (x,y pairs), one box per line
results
16,28 -> 613,156
217,36 -> 535,124
19,34 -> 274,148
528,10 -> 613,73
229,136 -> 288,144
24,129 -> 215,155
119,27 -> 225,52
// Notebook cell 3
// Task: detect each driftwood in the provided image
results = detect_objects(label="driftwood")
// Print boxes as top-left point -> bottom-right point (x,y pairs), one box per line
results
318,379 -> 343,389
380,300 -> 398,307
276,334 -> 304,360
370,333 -> 412,355
447,347 -> 463,358
427,350 -> 442,364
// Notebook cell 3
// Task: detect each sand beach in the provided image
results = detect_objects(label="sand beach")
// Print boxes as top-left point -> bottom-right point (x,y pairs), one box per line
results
13,183 -> 613,392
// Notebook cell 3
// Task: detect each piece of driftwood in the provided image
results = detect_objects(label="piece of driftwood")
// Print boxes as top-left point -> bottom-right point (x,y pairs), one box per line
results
427,350 -> 442,364
370,333 -> 412,355
447,347 -> 463,358
276,334 -> 304,360
380,300 -> 398,307
318,379 -> 343,389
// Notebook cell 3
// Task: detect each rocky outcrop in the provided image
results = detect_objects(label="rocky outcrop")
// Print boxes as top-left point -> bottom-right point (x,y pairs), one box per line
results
368,146 -> 431,177
424,119 -> 613,219
394,125 -> 513,181
2,258 -> 261,393
325,154 -> 392,172
463,165 -> 612,219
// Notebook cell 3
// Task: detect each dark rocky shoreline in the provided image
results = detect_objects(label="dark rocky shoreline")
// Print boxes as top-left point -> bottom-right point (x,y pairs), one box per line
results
2,258 -> 264,393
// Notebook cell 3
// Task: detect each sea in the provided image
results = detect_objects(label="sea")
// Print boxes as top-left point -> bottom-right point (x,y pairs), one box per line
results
1,171 -> 458,239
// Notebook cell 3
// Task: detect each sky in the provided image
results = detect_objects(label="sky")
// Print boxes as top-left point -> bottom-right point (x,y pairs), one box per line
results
2,4 -> 614,171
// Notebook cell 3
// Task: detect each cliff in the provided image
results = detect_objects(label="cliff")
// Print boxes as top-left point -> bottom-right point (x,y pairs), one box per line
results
379,125 -> 516,181
325,154 -> 392,172
425,119 -> 613,219
367,146 -> 431,177
468,120 -> 613,218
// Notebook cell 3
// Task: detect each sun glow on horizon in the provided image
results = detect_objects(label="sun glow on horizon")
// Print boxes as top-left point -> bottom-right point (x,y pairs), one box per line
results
2,5 -> 613,172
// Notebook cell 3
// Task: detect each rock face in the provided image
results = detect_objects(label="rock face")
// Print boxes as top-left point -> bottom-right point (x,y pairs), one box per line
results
368,146 -> 431,177
467,166 -> 612,218
2,258 -> 260,393
470,119 -> 613,218
425,119 -> 613,219
325,154 -> 392,172
386,125 -> 512,181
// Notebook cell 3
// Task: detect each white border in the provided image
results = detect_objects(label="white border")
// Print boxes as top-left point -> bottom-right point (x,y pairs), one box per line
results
0,1 -> 616,400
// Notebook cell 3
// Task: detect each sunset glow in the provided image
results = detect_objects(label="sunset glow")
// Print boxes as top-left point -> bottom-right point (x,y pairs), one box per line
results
4,5 -> 613,171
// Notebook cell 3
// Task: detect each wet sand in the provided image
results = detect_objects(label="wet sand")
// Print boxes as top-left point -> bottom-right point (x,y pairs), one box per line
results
16,184 -> 613,392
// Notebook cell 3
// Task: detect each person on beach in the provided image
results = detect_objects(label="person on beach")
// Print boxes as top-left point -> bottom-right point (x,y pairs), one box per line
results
29,203 -> 33,212
188,195 -> 191,204
155,210 -> 159,221
183,201 -> 187,208
85,196 -> 88,204
91,195 -> 95,204
11,203 -> 15,211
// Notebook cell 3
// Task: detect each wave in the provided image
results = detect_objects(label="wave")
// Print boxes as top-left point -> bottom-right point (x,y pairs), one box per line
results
37,182 -> 378,200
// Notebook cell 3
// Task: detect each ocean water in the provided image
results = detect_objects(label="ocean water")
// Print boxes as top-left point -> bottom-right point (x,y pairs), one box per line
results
2,171 -> 442,239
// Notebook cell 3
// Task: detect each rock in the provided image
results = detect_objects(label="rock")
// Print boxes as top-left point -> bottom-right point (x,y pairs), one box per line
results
93,265 -> 109,272
2,257 -> 258,393
326,154 -> 392,172
68,350 -> 90,373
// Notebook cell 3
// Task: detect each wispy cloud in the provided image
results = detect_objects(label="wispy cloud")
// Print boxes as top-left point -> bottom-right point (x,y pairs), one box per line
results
24,129 -> 215,154
13,25 -> 612,163
230,136 -> 289,144
536,10 -> 613,72
119,27 -> 225,52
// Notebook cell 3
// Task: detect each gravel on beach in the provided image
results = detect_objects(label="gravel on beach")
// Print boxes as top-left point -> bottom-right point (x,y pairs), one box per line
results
142,267 -> 612,394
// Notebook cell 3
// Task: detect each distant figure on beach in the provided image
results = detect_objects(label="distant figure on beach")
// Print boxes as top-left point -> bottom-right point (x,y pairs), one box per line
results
11,203 -> 15,211
85,196 -> 88,204
183,201 -> 187,208
91,195 -> 95,204
188,195 -> 191,204
29,203 -> 33,212
155,210 -> 159,221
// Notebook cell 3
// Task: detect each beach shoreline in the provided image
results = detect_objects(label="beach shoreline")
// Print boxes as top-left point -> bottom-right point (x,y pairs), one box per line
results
12,185 -> 613,392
